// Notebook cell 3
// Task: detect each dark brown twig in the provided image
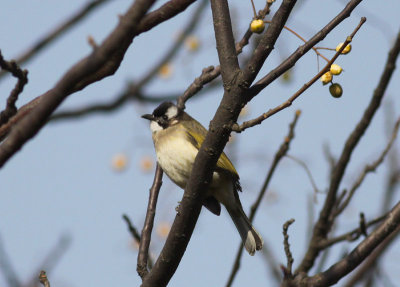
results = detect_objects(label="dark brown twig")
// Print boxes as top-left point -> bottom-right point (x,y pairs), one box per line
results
282,219 -> 295,278
0,51 -> 28,126
318,213 -> 387,249
297,26 -> 400,274
137,164 -> 163,279
38,271 -> 50,287
226,110 -> 300,287
123,214 -> 143,243
334,116 -> 400,216
123,214 -> 154,270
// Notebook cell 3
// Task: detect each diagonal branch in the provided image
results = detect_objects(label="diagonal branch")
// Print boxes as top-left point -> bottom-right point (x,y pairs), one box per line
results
297,26 -> 400,274
232,17 -> 366,133
334,116 -> 400,216
0,0 -> 156,167
303,200 -> 400,286
248,0 -> 363,101
0,0 -> 198,145
0,0 -> 111,81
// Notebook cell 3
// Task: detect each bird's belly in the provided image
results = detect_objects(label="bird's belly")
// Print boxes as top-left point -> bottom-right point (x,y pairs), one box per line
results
155,136 -> 198,189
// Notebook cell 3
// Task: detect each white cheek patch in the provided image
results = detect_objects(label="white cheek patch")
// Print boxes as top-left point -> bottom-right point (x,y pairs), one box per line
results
150,120 -> 163,133
166,106 -> 178,119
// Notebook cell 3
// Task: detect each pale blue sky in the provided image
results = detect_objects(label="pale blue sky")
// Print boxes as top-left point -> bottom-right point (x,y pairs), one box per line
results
1,1 -> 400,286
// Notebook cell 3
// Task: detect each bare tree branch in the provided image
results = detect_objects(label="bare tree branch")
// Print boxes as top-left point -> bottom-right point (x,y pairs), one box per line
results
247,0 -> 363,101
297,27 -> 400,274
137,164 -> 163,279
0,0 -> 112,81
282,219 -> 296,279
233,17 -> 366,132
334,116 -> 400,216
302,200 -> 400,286
0,51 -> 28,126
123,214 -> 155,271
0,0 -> 156,167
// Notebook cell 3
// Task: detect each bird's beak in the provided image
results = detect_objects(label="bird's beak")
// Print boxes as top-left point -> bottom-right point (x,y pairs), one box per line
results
141,114 -> 154,121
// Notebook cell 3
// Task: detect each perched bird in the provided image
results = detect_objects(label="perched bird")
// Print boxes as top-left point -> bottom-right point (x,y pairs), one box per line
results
142,102 -> 263,255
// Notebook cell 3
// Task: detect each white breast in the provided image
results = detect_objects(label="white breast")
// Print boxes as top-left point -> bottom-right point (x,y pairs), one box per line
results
154,132 -> 198,189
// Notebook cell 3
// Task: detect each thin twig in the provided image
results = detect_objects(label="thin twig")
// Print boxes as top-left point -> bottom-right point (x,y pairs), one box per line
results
123,214 -> 142,243
334,116 -> 400,216
137,164 -> 163,279
232,17 -> 366,132
123,214 -> 154,269
247,1 -> 364,100
318,213 -> 387,249
282,218 -> 295,278
0,51 -> 28,126
225,110 -> 301,287
297,23 -> 400,275
264,21 -> 330,62
303,201 -> 400,287
285,154 -> 320,194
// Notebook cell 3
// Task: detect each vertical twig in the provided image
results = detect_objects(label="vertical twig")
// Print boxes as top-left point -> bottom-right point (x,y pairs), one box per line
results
137,164 -> 163,279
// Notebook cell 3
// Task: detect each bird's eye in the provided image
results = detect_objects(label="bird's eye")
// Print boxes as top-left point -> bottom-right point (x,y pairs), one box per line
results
162,115 -> 168,120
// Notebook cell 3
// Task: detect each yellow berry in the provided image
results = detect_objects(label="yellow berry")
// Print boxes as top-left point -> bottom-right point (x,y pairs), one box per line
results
184,36 -> 200,52
140,156 -> 154,172
320,71 -> 333,85
330,64 -> 343,75
250,19 -> 265,34
329,83 -> 343,98
158,63 -> 173,79
335,43 -> 352,54
111,153 -> 128,171
157,222 -> 171,238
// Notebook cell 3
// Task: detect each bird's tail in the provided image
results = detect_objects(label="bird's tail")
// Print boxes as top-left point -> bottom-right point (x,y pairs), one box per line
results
226,205 -> 263,255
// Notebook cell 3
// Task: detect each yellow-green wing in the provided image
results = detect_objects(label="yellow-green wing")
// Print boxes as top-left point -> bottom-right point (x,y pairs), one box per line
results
183,120 -> 239,178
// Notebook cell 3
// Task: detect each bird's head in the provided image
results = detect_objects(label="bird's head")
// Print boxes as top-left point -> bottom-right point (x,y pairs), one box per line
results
141,102 -> 181,133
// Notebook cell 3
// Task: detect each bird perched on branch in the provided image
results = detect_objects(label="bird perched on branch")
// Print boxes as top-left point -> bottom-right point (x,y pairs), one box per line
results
142,102 -> 263,255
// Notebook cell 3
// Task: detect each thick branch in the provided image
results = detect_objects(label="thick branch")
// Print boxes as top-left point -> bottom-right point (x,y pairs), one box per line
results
0,0 -> 111,81
303,201 -> 400,286
0,0 -> 156,167
210,0 -> 240,83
